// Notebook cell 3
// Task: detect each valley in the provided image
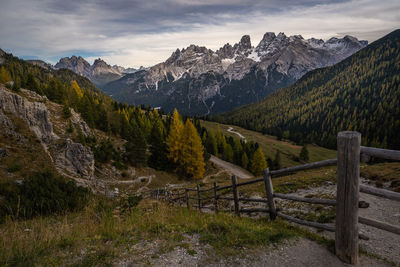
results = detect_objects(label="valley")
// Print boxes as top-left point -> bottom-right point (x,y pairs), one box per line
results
0,11 -> 399,266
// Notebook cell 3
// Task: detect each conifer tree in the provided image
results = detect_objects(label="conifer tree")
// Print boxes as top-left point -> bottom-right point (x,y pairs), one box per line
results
299,145 -> 309,162
223,143 -> 234,162
148,119 -> 168,170
166,109 -> 184,164
0,66 -> 11,84
250,147 -> 267,176
233,138 -> 243,165
241,153 -> 249,169
205,131 -> 218,155
272,150 -> 281,170
125,125 -> 147,167
71,80 -> 83,99
180,119 -> 205,179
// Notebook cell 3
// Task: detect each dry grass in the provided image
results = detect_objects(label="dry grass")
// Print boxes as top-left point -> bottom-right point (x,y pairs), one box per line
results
0,197 -> 301,266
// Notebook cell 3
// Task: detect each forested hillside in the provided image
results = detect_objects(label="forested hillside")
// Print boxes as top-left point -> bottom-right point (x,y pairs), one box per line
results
0,51 -> 210,181
213,29 -> 400,149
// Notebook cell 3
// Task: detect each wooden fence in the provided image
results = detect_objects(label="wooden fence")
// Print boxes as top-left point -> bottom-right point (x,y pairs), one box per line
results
153,131 -> 400,264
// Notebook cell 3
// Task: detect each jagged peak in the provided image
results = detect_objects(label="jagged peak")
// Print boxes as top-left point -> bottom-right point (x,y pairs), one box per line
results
237,35 -> 252,50
92,58 -> 109,66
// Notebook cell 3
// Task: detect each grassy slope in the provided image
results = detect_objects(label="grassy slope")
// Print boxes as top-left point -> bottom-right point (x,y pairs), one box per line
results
0,197 -> 331,266
201,120 -> 337,168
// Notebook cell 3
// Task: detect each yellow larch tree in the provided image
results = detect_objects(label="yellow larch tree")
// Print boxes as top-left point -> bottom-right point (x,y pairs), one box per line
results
250,147 -> 267,176
0,66 -> 11,84
166,108 -> 184,164
181,119 -> 205,179
71,80 -> 83,99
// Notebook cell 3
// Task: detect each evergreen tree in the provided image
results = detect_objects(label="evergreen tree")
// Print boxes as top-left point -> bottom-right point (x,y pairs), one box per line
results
63,104 -> 72,119
125,125 -> 147,167
215,126 -> 225,156
241,153 -> 249,169
299,145 -> 309,162
166,109 -> 184,164
205,131 -> 218,155
272,150 -> 281,170
148,119 -> 168,170
250,148 -> 267,176
0,66 -> 11,84
180,119 -> 205,179
223,143 -> 234,162
233,139 -> 243,165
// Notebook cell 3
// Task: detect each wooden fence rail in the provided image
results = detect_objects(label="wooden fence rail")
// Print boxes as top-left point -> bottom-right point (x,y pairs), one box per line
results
157,131 -> 400,265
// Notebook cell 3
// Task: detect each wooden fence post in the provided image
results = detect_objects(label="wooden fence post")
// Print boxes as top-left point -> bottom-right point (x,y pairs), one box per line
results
335,131 -> 361,264
213,182 -> 218,213
262,168 -> 276,220
197,185 -> 201,211
185,188 -> 190,209
231,175 -> 240,216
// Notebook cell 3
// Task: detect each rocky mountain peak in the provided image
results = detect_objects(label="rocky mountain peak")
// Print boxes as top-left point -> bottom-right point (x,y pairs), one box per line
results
234,35 -> 252,54
255,32 -> 276,53
55,56 -> 123,86
216,43 -> 235,58
55,56 -> 91,77
92,58 -> 108,67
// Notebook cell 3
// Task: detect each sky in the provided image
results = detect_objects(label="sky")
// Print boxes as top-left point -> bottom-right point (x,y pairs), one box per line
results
0,0 -> 399,68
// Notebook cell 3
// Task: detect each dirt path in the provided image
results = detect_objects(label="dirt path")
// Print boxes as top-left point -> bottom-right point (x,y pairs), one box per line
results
116,236 -> 390,266
270,181 -> 400,265
209,155 -> 253,179
202,169 -> 229,183
227,126 -> 246,143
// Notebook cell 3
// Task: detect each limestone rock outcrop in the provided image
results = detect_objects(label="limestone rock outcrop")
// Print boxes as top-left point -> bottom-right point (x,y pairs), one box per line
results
0,85 -> 94,178
54,139 -> 94,178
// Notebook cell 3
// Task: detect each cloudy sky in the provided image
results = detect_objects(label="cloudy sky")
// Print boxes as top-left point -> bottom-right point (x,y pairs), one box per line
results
0,0 -> 399,68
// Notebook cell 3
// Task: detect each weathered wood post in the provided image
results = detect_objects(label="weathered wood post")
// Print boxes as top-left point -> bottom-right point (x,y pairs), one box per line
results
336,131 -> 361,264
197,185 -> 201,211
263,168 -> 276,220
213,182 -> 218,213
185,188 -> 190,209
231,175 -> 240,216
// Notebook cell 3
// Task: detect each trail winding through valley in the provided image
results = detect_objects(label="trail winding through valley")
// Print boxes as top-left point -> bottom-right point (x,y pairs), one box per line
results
227,126 -> 247,143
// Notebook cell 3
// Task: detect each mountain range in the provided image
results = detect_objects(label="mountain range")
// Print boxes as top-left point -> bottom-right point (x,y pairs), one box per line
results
213,29 -> 400,149
101,32 -> 367,115
54,56 -> 142,86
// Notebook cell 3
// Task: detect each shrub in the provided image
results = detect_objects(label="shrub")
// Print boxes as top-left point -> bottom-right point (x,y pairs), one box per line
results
0,171 -> 90,221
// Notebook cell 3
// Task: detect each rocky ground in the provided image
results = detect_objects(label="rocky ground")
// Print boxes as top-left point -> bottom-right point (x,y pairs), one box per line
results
115,235 -> 391,267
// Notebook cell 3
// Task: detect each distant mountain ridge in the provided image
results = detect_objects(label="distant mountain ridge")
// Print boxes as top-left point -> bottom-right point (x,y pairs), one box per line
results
102,32 -> 367,115
213,29 -> 400,149
54,56 -> 139,86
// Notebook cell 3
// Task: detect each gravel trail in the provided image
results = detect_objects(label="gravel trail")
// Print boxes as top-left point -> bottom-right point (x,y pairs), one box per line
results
209,155 -> 253,179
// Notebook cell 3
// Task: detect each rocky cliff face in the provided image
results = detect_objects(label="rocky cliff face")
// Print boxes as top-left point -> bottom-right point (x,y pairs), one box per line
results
103,32 -> 367,115
0,85 -> 94,179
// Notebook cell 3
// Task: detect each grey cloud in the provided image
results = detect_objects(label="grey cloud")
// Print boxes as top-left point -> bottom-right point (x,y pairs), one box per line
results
0,0 -> 398,67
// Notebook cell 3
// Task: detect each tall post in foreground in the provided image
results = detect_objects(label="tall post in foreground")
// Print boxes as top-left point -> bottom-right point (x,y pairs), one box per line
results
185,188 -> 190,209
197,185 -> 201,211
213,182 -> 218,213
336,131 -> 361,264
231,175 -> 240,216
263,168 -> 276,220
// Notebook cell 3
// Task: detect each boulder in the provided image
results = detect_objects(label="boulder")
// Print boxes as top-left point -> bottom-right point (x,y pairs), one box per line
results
54,139 -> 94,178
